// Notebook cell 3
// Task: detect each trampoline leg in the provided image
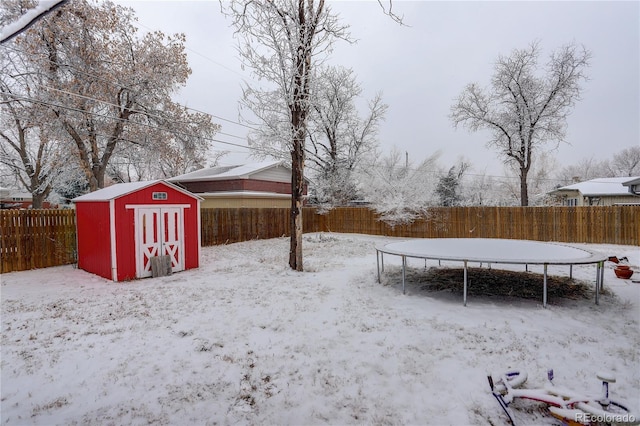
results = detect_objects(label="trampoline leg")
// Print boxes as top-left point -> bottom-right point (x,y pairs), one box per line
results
595,263 -> 599,305
599,261 -> 604,291
463,260 -> 468,306
595,261 -> 603,305
376,250 -> 381,284
543,264 -> 548,308
402,256 -> 406,294
569,264 -> 573,279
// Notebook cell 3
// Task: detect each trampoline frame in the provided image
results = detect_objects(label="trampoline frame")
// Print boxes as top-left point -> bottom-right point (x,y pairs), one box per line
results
375,239 -> 608,308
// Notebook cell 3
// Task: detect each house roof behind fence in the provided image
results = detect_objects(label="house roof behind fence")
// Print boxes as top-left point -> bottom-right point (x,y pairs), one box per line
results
550,177 -> 640,197
169,160 -> 290,182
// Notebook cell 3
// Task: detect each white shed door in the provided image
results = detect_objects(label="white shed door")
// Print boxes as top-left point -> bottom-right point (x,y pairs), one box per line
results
135,207 -> 185,278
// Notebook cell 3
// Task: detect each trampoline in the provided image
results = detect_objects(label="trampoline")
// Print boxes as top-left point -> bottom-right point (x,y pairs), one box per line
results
375,238 -> 608,307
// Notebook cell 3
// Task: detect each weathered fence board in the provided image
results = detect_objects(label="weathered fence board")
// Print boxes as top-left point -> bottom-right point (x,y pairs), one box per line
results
1,209 -> 77,273
1,206 -> 637,273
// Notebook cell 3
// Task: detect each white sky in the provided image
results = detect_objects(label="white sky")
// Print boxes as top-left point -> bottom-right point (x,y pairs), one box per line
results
116,1 -> 640,177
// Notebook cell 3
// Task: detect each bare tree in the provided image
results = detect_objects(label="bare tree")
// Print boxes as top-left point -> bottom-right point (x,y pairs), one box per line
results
610,146 -> 640,177
451,41 -> 590,206
0,29 -> 64,208
307,65 -> 387,207
226,0 -> 349,271
0,111 -> 63,207
106,102 -> 218,182
459,172 -> 506,206
4,0 -> 219,193
553,146 -> 640,186
555,157 -> 613,185
502,150 -> 560,205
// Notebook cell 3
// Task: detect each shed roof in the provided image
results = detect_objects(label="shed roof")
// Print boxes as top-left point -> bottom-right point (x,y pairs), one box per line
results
73,180 -> 202,202
550,177 -> 640,197
169,160 -> 289,182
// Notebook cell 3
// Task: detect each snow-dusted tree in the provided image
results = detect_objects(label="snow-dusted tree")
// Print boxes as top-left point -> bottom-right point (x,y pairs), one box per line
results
52,166 -> 88,203
458,172 -> 509,206
609,146 -> 640,177
106,102 -> 219,182
226,0 -> 349,271
554,157 -> 611,186
0,29 -> 65,208
435,160 -> 469,207
358,148 -> 440,225
435,168 -> 459,207
307,65 -> 387,207
451,41 -> 590,206
4,0 -> 219,192
502,151 -> 560,205
0,109 -> 64,208
553,146 -> 640,187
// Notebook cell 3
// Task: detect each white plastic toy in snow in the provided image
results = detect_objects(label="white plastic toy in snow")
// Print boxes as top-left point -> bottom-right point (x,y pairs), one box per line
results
488,369 -> 639,425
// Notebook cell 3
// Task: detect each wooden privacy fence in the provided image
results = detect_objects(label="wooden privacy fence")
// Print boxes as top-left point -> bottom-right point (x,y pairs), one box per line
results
1,209 -> 76,273
201,208 -> 290,245
193,206 -> 640,246
304,206 -> 639,245
1,206 -> 638,273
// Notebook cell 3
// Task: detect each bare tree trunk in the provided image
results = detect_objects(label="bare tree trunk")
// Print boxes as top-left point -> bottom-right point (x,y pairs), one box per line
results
287,2 -> 314,271
519,168 -> 529,206
228,0 -> 352,270
289,141 -> 304,271
31,192 -> 47,209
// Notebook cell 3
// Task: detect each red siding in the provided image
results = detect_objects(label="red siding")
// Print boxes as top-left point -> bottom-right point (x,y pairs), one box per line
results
114,182 -> 199,206
184,206 -> 199,269
76,201 -> 112,280
179,179 -> 304,195
113,202 -> 137,281
112,182 -> 200,281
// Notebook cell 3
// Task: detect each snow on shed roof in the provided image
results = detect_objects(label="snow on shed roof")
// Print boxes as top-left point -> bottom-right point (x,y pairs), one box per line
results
552,177 -> 640,196
169,160 -> 287,182
72,180 -> 202,202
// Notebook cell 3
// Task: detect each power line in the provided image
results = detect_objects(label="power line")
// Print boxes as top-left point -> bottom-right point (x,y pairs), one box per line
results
2,92 -> 275,156
1,43 -> 257,133
132,16 -> 250,81
1,4 -> 273,160
3,90 -> 577,184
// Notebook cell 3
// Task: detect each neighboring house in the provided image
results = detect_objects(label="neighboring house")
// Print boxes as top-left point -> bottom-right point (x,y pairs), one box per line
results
0,188 -> 57,209
169,160 -> 307,208
622,177 -> 640,196
548,177 -> 640,206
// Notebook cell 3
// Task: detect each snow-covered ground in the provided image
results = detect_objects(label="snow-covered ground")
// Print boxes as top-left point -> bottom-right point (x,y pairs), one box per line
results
1,233 -> 639,425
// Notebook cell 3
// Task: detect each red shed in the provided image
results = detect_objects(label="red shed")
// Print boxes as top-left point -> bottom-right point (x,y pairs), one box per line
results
73,180 -> 202,282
